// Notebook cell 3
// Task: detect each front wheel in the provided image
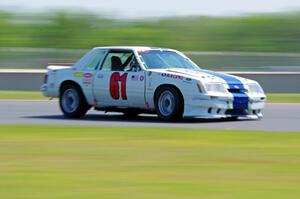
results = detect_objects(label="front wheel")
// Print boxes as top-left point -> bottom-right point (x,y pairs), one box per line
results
59,84 -> 90,118
155,86 -> 183,121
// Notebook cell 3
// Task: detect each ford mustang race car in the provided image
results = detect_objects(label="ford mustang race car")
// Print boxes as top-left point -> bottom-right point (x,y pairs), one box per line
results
41,46 -> 266,121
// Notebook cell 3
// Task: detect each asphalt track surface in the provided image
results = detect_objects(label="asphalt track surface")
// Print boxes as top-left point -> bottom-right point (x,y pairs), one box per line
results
0,100 -> 299,132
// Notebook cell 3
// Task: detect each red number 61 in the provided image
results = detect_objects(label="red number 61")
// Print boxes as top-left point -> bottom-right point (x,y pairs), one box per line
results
110,72 -> 128,100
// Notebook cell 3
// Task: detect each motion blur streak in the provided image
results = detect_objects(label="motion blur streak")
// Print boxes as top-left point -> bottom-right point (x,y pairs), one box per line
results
0,11 -> 300,51
1,11 -> 300,71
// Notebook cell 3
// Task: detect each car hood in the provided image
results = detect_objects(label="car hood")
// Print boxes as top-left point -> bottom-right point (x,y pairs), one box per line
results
148,68 -> 255,85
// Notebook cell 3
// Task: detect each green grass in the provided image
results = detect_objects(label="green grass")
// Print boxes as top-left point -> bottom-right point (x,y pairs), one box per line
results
266,93 -> 300,103
0,125 -> 300,199
0,90 -> 46,100
1,91 -> 300,103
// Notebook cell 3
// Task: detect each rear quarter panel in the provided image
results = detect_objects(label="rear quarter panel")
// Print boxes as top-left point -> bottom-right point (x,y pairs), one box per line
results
45,68 -> 94,105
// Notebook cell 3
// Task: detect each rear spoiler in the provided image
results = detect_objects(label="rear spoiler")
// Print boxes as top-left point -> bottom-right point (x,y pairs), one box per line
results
46,62 -> 74,67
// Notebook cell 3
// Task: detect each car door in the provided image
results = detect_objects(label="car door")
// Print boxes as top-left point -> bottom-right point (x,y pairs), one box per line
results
125,59 -> 146,108
93,50 -> 145,108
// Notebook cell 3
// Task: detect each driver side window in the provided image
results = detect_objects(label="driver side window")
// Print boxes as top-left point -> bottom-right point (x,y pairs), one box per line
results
101,51 -> 140,72
74,49 -> 107,71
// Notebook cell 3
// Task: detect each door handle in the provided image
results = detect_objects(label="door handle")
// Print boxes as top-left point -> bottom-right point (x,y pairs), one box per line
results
97,74 -> 104,78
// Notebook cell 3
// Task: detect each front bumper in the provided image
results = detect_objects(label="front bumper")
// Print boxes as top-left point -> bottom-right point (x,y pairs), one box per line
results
183,94 -> 265,119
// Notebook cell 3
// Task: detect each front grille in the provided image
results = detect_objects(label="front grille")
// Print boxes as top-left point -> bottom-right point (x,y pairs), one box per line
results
228,88 -> 247,93
225,109 -> 248,115
228,84 -> 249,109
233,96 -> 249,109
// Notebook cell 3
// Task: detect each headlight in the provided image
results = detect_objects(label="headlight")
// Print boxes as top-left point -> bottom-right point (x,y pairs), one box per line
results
205,83 -> 227,93
247,83 -> 264,94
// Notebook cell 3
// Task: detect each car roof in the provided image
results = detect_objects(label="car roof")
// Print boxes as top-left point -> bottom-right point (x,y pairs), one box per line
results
93,46 -> 175,51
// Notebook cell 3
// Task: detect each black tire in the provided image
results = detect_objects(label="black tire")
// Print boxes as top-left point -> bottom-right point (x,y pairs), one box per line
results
59,84 -> 90,118
230,116 -> 239,121
155,86 -> 184,121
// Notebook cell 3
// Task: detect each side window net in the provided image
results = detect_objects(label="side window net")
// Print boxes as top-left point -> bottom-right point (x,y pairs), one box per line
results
101,52 -> 135,71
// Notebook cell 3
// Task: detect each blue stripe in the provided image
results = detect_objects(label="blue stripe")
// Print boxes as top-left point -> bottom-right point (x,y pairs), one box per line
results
203,70 -> 249,110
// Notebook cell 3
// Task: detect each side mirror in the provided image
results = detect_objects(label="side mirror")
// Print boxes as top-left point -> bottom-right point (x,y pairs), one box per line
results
130,59 -> 140,72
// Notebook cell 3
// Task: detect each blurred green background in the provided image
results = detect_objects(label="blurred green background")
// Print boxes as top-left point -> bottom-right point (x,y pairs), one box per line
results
1,11 -> 300,71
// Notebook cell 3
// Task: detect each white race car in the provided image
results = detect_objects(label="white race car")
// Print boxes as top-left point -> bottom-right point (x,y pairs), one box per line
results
41,46 -> 266,121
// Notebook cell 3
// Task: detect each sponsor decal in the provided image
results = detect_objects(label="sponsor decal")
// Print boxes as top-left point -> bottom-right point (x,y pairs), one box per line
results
83,79 -> 92,86
83,73 -> 93,78
130,75 -> 144,81
131,75 -> 139,81
161,73 -> 183,80
74,72 -> 83,77
74,72 -> 93,78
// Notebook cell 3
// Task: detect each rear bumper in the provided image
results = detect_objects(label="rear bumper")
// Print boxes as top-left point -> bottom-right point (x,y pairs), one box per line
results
40,84 -> 48,95
40,84 -> 53,97
40,82 -> 60,98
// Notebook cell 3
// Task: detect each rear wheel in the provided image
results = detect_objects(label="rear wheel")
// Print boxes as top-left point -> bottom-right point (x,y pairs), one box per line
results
155,86 -> 183,121
59,84 -> 90,118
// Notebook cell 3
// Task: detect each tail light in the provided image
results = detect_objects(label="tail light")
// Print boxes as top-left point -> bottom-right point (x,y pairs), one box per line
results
44,74 -> 48,84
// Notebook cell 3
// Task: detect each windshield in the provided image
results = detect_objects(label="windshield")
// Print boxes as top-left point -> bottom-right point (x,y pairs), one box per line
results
138,50 -> 200,70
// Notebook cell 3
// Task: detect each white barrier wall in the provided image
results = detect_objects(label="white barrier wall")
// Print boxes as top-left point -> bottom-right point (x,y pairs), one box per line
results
0,70 -> 299,93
